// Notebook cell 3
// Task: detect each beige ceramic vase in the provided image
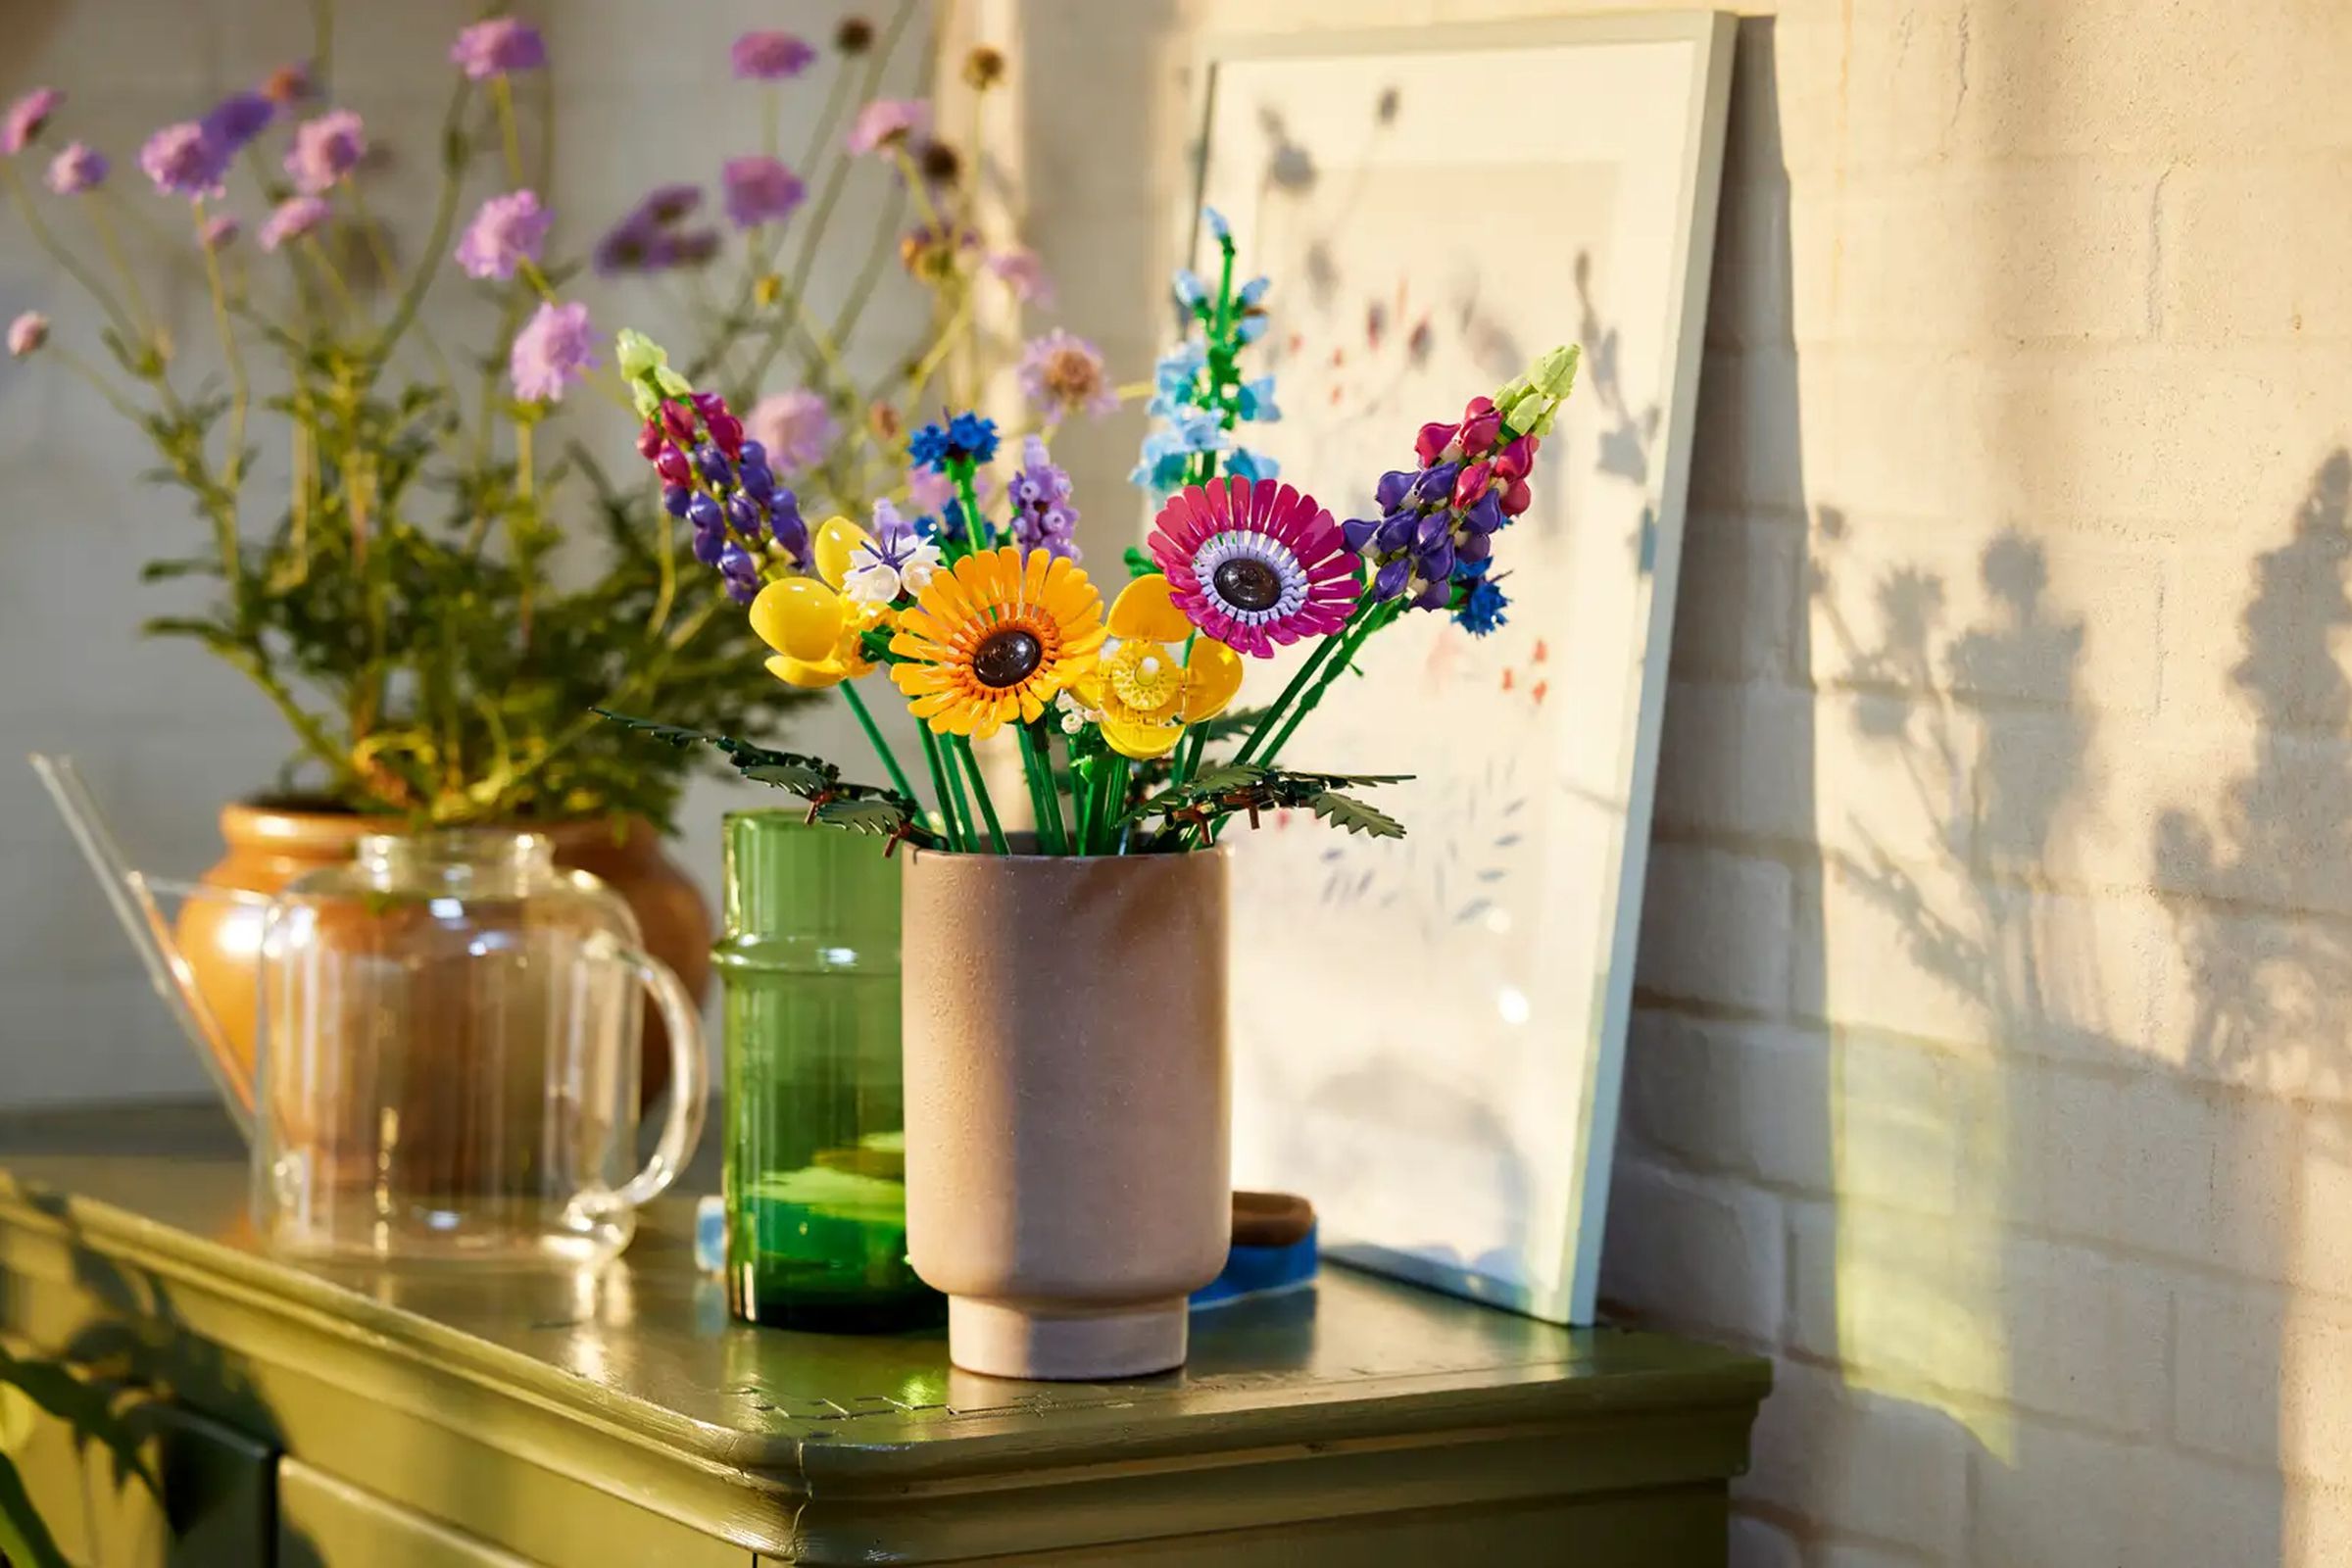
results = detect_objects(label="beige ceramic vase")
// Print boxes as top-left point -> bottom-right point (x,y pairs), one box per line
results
900,847 -> 1231,1380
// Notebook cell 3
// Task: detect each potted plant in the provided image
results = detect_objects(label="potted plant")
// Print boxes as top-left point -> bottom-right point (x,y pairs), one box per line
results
604,212 -> 1578,1376
1,6 -> 1064,1102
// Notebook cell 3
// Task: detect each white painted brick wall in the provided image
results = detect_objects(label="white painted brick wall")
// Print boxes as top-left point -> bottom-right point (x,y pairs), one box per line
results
994,0 -> 2352,1560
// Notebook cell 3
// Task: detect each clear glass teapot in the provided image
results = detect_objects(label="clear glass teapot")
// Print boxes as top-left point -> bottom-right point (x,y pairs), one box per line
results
33,757 -> 705,1267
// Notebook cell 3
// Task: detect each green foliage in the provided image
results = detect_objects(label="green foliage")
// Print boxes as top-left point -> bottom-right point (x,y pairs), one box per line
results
1128,761 -> 1411,840
596,711 -> 938,851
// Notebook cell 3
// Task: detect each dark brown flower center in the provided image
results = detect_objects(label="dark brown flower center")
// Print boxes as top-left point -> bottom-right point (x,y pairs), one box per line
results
971,627 -> 1044,688
1213,557 -> 1284,612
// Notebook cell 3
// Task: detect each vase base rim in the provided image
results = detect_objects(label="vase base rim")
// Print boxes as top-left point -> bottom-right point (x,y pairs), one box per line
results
947,1296 -> 1189,1381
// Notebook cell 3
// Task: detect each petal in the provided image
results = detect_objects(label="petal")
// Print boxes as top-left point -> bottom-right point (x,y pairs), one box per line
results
750,576 -> 846,661
1102,711 -> 1184,760
811,515 -> 873,591
1181,638 -> 1245,720
1107,573 -> 1195,642
766,654 -> 846,689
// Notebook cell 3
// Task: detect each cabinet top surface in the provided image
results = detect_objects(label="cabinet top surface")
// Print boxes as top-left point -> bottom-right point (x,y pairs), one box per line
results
0,1102 -> 1767,1483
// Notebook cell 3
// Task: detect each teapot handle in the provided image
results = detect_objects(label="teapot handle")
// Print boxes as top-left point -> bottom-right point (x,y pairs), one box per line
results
583,940 -> 709,1216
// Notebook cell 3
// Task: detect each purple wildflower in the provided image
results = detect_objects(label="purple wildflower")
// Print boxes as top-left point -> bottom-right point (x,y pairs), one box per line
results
201,91 -> 275,155
7,312 -> 48,357
720,156 -> 806,229
2,88 -> 60,156
200,213 -> 240,251
731,31 -> 816,79
1017,329 -> 1115,421
139,122 -> 228,199
1005,436 -> 1080,561
509,300 -> 596,403
846,98 -> 928,155
745,390 -> 836,473
455,188 -> 550,280
284,109 -> 364,195
43,141 -> 107,195
450,18 -> 547,80
986,246 -> 1054,306
258,195 -> 329,253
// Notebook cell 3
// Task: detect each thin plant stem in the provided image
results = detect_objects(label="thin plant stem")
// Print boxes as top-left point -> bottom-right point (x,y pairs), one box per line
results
51,345 -> 144,423
950,735 -> 1007,854
1258,600 -> 1401,766
920,722 -> 971,852
1016,723 -> 1066,855
491,77 -> 525,185
840,680 -> 919,804
193,201 -> 250,563
1234,625 -> 1347,763
87,198 -> 157,344
1,164 -> 137,341
375,77 -> 472,362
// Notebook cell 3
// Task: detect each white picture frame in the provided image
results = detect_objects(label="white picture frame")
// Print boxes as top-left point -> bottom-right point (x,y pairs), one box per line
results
1187,13 -> 1736,1324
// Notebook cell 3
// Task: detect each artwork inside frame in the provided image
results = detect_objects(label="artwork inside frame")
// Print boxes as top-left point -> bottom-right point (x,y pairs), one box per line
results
1187,13 -> 1738,1324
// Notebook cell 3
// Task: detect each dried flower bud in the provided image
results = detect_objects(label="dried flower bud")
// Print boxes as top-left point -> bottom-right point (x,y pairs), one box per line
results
835,17 -> 875,54
263,62 -> 313,105
7,311 -> 49,358
916,140 -> 960,186
867,402 -> 903,442
962,45 -> 1006,89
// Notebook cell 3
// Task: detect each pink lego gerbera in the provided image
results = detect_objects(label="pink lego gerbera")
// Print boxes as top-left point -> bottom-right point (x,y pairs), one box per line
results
1147,477 -> 1361,658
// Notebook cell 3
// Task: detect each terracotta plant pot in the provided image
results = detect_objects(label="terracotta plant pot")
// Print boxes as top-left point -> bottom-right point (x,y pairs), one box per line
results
900,847 -> 1230,1380
176,801 -> 710,1119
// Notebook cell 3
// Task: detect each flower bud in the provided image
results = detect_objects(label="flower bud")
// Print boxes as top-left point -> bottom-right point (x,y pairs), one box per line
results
693,443 -> 730,485
662,484 -> 691,518
1452,460 -> 1493,510
654,444 -> 691,486
691,525 -> 727,566
1414,420 -> 1457,466
660,400 -> 696,446
707,412 -> 746,460
685,493 -> 721,532
1499,477 -> 1532,516
636,417 -> 663,460
1374,468 -> 1414,510
690,390 -> 727,423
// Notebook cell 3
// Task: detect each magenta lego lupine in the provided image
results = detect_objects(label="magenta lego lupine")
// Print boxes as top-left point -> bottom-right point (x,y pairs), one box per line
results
201,91 -> 276,155
731,30 -> 816,79
1340,348 -> 1578,632
44,141 -> 108,195
985,246 -> 1054,307
1147,477 -> 1361,659
1017,329 -> 1115,422
7,312 -> 48,357
509,300 -> 597,403
455,189 -> 550,280
2,88 -> 60,156
846,98 -> 928,155
450,17 -> 547,80
745,389 -> 836,473
284,109 -> 364,195
259,195 -> 330,253
139,122 -> 228,199
720,156 -> 807,229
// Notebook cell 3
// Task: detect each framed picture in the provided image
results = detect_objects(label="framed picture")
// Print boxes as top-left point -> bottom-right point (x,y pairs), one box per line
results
1190,13 -> 1736,1323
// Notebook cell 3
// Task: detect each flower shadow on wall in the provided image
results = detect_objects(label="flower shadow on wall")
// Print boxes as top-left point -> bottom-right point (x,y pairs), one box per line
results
2156,451 -> 2352,1118
1802,489 -> 2298,1560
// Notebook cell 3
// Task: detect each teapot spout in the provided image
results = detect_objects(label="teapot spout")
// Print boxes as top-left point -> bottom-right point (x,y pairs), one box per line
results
28,755 -> 257,1144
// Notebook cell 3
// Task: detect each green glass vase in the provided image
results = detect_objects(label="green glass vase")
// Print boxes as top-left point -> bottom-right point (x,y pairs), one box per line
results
713,810 -> 940,1331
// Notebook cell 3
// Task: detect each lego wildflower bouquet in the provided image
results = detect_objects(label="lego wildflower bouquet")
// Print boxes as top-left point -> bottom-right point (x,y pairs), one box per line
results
604,214 -> 1579,856
1,5 -> 1059,831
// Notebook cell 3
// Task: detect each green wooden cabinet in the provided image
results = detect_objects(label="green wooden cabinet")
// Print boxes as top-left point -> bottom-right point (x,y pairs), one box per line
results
0,1104 -> 1768,1566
